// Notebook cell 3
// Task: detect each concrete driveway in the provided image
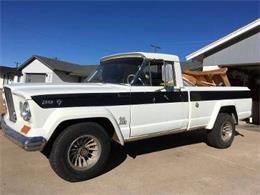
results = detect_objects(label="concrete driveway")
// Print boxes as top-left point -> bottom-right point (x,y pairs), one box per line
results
0,124 -> 259,195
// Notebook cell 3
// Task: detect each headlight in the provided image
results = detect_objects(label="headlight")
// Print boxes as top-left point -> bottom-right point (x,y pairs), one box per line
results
20,101 -> 31,121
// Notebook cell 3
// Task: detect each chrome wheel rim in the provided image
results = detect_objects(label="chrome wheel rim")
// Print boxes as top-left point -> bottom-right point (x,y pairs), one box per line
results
67,135 -> 101,171
221,121 -> 233,142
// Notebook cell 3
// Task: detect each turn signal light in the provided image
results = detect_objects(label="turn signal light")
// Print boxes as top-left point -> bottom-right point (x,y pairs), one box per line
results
21,125 -> 31,134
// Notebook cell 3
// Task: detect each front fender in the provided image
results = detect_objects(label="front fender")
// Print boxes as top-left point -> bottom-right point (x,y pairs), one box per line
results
42,107 -> 125,145
206,100 -> 237,130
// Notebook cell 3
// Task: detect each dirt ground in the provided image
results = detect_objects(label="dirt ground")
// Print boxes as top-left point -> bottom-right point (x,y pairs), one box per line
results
0,123 -> 259,195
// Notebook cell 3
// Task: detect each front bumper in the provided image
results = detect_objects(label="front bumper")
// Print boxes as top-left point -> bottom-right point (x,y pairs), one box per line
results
0,115 -> 47,151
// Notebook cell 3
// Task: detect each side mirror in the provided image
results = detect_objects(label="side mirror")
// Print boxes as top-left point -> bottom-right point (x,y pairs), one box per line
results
162,64 -> 174,86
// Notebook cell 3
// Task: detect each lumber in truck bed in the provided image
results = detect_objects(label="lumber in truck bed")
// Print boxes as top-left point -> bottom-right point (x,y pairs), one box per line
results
183,68 -> 230,86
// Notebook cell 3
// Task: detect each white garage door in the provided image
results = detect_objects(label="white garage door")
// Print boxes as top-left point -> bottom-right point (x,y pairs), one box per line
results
25,73 -> 46,83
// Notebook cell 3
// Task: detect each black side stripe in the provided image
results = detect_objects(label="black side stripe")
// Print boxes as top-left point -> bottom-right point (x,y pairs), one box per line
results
32,92 -> 188,108
190,90 -> 251,101
131,91 -> 188,104
31,90 -> 251,108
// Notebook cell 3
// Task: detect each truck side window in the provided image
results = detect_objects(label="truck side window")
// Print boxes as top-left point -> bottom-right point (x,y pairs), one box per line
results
150,61 -> 175,86
135,60 -> 175,86
150,60 -> 163,86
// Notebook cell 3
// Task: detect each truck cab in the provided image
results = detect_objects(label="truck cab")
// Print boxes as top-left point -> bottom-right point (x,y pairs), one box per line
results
87,52 -> 187,139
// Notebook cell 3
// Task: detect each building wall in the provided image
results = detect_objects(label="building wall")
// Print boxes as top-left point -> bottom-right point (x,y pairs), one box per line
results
203,32 -> 260,67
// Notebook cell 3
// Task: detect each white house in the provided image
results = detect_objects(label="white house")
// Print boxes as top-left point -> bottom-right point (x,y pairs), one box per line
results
186,18 -> 260,124
0,66 -> 21,89
18,55 -> 97,83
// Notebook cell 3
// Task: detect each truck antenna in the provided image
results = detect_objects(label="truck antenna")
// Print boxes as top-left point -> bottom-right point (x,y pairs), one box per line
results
150,44 -> 161,53
14,61 -> 20,68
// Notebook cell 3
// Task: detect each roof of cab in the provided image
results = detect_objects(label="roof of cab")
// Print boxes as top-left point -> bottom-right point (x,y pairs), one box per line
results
101,52 -> 179,62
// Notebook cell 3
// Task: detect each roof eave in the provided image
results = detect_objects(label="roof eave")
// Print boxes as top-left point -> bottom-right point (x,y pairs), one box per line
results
186,18 -> 260,61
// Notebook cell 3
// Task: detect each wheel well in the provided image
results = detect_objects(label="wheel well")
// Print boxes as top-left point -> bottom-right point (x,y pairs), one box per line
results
219,106 -> 238,124
42,117 -> 117,158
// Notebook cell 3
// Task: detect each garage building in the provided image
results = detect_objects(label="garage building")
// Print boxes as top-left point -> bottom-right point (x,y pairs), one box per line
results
186,18 -> 260,124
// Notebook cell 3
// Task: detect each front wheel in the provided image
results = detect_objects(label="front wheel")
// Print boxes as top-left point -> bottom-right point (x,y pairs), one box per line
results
206,113 -> 235,149
49,122 -> 111,182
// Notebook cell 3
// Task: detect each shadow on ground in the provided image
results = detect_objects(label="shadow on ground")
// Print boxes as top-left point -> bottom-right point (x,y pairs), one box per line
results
103,129 -> 208,174
103,129 -> 244,175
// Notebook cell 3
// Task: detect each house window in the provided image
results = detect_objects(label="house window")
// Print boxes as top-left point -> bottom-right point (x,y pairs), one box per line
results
25,73 -> 46,83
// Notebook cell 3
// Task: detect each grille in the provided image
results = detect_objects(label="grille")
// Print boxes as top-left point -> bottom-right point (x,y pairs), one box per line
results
4,87 -> 17,122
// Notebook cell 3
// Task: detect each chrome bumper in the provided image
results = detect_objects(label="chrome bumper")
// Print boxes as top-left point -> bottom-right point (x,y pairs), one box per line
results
1,115 -> 47,151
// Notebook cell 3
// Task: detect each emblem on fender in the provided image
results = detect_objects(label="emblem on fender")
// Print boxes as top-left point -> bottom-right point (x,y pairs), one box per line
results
41,100 -> 54,105
119,117 -> 127,125
56,99 -> 63,106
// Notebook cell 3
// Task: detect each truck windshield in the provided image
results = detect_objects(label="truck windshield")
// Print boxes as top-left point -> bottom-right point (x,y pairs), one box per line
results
86,57 -> 143,84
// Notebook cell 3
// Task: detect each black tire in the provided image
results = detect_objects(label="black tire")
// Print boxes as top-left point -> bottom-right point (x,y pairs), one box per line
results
206,113 -> 235,149
49,122 -> 111,182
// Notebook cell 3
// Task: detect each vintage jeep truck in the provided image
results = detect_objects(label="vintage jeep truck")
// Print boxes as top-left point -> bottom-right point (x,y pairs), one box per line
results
1,52 -> 252,182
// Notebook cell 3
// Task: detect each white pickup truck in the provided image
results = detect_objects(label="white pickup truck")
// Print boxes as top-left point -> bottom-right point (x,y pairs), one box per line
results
1,52 -> 252,182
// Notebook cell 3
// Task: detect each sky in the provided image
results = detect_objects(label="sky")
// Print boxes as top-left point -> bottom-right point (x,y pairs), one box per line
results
1,1 -> 259,67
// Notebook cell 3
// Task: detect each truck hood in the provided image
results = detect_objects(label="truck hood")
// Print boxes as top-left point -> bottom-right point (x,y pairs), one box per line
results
5,83 -> 131,99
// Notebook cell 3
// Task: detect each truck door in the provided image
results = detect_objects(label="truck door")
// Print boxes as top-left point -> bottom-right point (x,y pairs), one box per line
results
130,60 -> 189,137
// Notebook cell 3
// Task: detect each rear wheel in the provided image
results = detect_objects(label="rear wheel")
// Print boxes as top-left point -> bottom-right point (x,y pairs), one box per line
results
206,113 -> 235,149
49,122 -> 111,182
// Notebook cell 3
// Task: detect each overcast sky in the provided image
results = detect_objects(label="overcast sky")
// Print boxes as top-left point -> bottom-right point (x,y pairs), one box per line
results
1,1 -> 259,67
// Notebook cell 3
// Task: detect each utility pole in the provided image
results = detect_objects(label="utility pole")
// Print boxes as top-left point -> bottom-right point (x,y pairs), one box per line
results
14,61 -> 20,68
150,44 -> 161,53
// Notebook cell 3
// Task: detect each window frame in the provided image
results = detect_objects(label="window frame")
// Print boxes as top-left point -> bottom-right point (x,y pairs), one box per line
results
132,58 -> 176,87
25,73 -> 47,83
